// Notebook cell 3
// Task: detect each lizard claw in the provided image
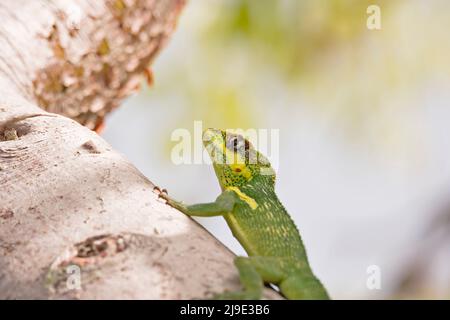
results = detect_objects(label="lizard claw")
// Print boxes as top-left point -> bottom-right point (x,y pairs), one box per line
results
153,186 -> 168,195
154,186 -> 170,205
158,192 -> 186,213
153,185 -> 187,213
153,186 -> 161,194
156,187 -> 171,205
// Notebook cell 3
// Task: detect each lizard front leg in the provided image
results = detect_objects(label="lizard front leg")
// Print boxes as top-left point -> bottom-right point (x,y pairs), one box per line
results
159,190 -> 237,217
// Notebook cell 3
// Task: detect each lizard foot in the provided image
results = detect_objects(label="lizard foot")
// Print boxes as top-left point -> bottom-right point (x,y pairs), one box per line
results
157,191 -> 187,212
153,186 -> 168,196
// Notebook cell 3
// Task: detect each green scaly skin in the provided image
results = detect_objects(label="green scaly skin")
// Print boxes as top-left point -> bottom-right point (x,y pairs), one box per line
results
161,128 -> 329,300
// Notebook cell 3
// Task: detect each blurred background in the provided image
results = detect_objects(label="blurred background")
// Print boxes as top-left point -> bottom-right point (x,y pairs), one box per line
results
103,0 -> 450,299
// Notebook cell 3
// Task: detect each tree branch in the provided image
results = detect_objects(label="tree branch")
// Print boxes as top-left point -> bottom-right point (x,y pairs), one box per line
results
0,0 -> 281,299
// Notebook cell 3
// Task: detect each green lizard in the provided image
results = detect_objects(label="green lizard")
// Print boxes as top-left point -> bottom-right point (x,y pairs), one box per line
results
160,128 -> 329,300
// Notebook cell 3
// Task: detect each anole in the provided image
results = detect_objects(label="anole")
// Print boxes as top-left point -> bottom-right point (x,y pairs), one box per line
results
160,128 -> 329,300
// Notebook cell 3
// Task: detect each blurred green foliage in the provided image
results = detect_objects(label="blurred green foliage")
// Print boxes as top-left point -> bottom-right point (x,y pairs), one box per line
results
148,0 -> 450,156
206,0 -> 390,78
152,0 -> 397,131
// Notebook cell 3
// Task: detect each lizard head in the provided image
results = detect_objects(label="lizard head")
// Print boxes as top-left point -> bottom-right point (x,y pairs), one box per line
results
203,128 -> 275,189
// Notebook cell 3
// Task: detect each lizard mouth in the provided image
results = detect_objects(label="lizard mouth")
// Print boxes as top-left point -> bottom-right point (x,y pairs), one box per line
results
203,128 -> 225,163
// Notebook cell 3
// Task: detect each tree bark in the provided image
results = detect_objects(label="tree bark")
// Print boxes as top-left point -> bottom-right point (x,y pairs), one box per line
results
0,0 -> 281,299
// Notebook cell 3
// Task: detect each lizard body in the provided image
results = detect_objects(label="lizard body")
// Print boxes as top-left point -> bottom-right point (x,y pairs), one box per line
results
161,128 -> 329,299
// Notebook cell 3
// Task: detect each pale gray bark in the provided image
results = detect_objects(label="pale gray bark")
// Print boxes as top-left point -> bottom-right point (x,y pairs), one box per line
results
0,0 -> 281,299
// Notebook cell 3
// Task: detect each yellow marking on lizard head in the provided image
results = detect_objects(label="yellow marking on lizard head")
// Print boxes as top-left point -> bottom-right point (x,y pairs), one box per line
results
226,187 -> 258,210
203,128 -> 276,189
